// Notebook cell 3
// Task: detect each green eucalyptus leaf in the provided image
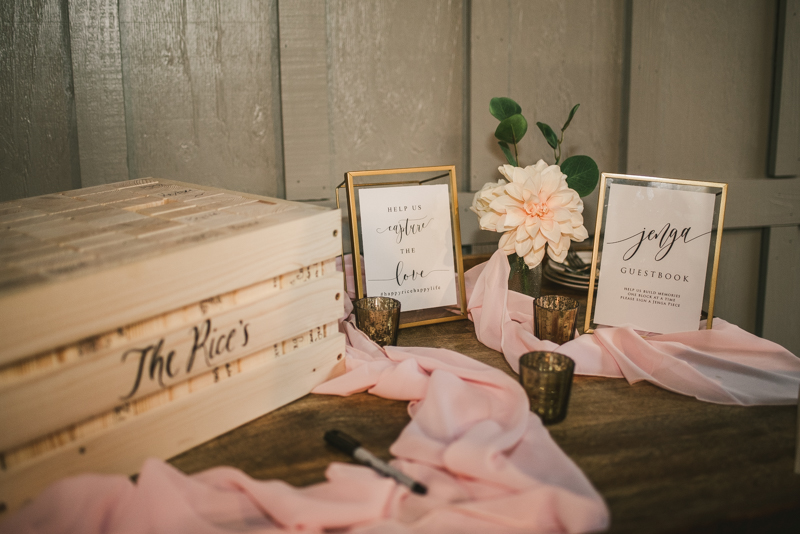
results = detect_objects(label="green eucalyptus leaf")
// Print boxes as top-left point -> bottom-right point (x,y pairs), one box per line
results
495,114 -> 528,144
490,97 -> 522,121
561,104 -> 580,132
561,155 -> 599,197
498,141 -> 518,166
536,122 -> 559,149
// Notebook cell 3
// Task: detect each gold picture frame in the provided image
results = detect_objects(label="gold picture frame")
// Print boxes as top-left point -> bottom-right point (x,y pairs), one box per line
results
585,173 -> 728,334
336,165 -> 468,328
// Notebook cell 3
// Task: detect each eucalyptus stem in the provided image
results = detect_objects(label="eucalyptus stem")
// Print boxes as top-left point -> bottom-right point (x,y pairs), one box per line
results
554,129 -> 566,165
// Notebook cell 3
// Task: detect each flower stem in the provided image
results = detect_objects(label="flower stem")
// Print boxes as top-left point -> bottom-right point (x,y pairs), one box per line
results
519,256 -> 531,295
555,129 -> 566,165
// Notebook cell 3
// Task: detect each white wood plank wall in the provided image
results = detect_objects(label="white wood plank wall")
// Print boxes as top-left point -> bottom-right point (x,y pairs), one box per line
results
1,0 -> 798,354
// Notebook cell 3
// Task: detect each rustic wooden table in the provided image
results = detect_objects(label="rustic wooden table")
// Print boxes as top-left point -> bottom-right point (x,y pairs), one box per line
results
170,260 -> 800,533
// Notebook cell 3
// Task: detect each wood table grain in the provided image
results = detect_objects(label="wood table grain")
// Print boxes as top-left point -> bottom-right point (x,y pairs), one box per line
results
170,259 -> 800,533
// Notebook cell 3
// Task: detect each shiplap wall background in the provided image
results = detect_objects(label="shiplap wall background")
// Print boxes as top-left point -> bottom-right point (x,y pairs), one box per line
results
1,0 -> 799,354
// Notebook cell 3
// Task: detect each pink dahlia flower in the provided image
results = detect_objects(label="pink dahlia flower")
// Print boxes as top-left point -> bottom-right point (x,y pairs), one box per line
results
471,160 -> 588,268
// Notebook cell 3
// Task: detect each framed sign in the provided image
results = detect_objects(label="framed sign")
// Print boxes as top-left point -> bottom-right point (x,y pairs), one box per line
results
337,166 -> 467,328
585,173 -> 727,334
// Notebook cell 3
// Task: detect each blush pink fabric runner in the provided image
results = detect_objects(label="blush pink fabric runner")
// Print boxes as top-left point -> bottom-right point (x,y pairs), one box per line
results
1,256 -> 610,533
466,249 -> 800,405
6,250 -> 799,533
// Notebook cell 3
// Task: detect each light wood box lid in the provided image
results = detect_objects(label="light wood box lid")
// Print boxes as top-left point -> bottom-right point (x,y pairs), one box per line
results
0,179 -> 342,365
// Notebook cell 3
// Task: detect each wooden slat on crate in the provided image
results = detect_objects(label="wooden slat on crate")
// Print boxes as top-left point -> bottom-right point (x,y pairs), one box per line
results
0,179 -> 342,365
0,272 -> 343,451
0,258 -> 336,388
1,320 -> 339,471
0,333 -> 346,515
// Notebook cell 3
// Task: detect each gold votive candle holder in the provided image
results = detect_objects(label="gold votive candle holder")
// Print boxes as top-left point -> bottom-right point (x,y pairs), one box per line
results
353,296 -> 401,347
534,295 -> 579,345
519,351 -> 575,425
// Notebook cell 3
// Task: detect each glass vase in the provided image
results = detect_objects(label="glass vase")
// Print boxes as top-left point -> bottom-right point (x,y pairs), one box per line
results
507,253 -> 542,298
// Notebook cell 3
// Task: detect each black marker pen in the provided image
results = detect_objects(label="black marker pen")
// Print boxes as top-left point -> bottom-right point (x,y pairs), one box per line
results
324,429 -> 427,495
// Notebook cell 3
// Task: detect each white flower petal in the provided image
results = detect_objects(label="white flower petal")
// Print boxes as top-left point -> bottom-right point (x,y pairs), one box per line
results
538,167 -> 564,199
525,218 -> 541,239
547,189 -> 577,209
526,160 -> 549,174
505,182 -> 525,201
524,245 -> 546,268
479,212 -> 500,231
540,219 -> 562,244
489,195 -> 520,213
511,167 -> 529,184
504,206 -> 527,228
516,223 -> 528,241
533,231 -> 548,249
515,236 -> 533,257
499,230 -> 516,254
496,214 -> 509,231
551,207 -> 572,223
547,245 -> 568,263
498,165 -> 516,182
551,235 -> 571,253
571,224 -> 589,241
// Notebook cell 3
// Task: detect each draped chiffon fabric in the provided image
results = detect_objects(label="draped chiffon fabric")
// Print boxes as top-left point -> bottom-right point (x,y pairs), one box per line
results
466,249 -> 800,406
5,251 -> 798,533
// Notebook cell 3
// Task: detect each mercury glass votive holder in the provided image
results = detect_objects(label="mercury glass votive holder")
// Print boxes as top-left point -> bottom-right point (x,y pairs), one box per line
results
534,295 -> 580,345
353,297 -> 401,347
519,351 -> 575,425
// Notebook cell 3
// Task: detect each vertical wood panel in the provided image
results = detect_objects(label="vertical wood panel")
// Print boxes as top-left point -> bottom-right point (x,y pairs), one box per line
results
626,1 -> 798,343
0,0 -> 80,202
769,0 -> 800,177
628,0 -> 776,183
68,0 -> 129,186
713,229 -> 762,334
278,0 -> 332,201
508,0 -> 627,177
762,225 -> 800,354
468,0 -> 627,239
469,0 -> 510,193
326,0 -> 466,198
118,0 -> 282,197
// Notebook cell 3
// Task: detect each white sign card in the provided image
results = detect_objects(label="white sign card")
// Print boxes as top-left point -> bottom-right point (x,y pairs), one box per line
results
593,183 -> 717,334
358,184 -> 458,312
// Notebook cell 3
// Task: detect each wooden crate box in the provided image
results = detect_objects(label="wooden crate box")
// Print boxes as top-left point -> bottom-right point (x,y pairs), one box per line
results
0,260 -> 342,451
0,179 -> 346,514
